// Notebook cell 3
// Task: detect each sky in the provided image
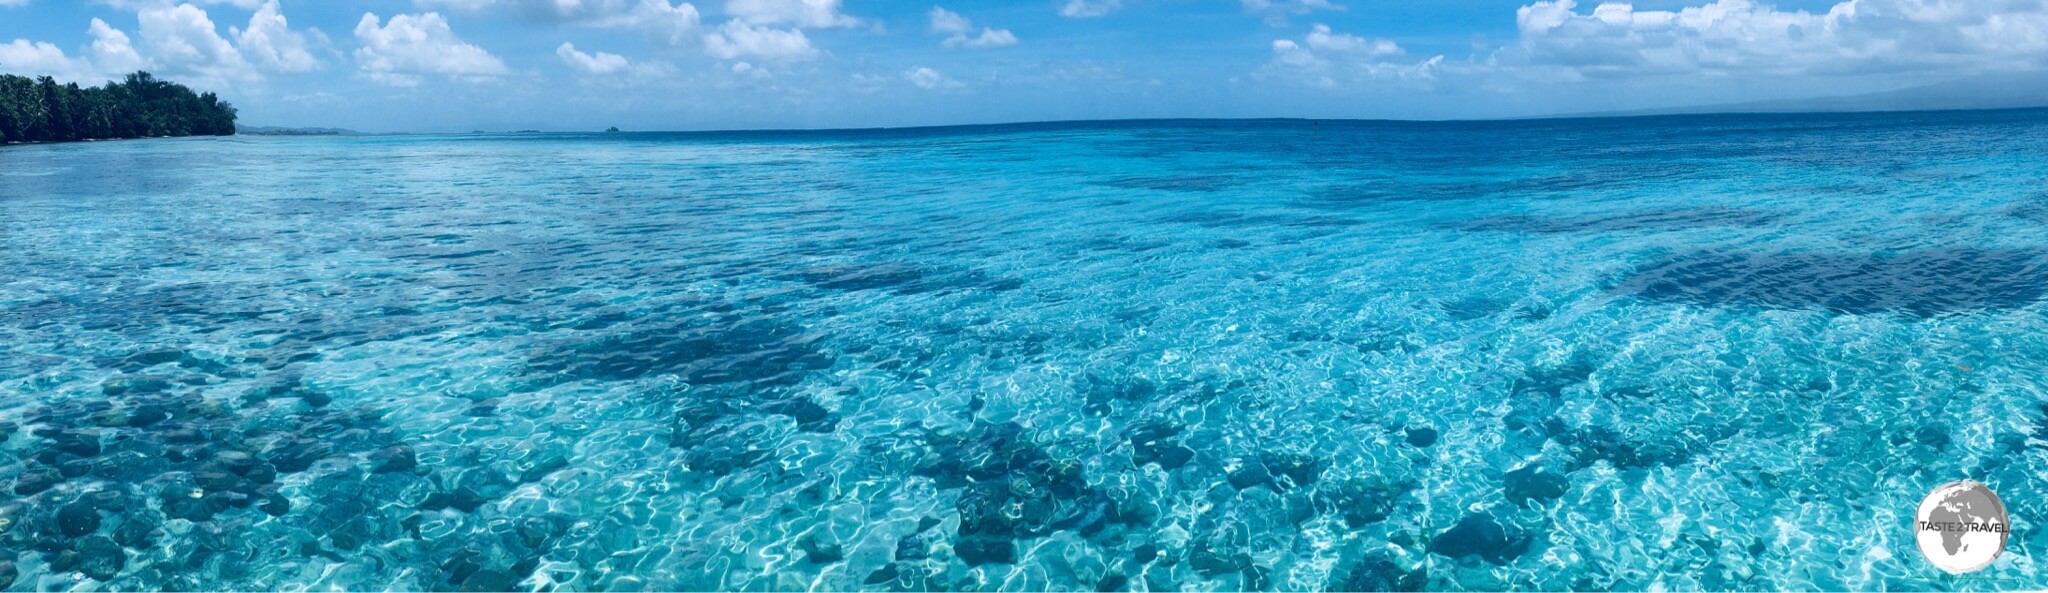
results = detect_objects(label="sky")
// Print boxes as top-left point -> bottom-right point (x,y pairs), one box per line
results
2,0 -> 2045,131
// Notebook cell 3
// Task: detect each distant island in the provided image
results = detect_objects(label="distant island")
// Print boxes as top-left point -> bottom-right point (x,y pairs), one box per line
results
0,71 -> 236,144
238,125 -> 360,136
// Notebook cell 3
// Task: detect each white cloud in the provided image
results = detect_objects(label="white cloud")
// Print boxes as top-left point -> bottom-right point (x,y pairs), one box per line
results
232,0 -> 323,73
609,0 -> 703,47
0,0 -> 30,7
929,6 -> 1017,48
0,18 -> 151,84
950,28 -> 1017,48
703,20 -> 815,60
87,0 -> 265,10
0,40 -> 90,78
904,65 -> 963,89
353,12 -> 509,86
557,42 -> 630,74
929,6 -> 970,34
1059,0 -> 1119,18
1241,0 -> 1340,11
3,3 -> 322,87
724,0 -> 857,28
88,18 -> 149,74
413,0 -> 498,12
1304,23 -> 1400,56
1241,0 -> 1341,26
1266,23 -> 1441,87
1508,0 -> 2048,81
412,0 -> 701,47
138,3 -> 256,84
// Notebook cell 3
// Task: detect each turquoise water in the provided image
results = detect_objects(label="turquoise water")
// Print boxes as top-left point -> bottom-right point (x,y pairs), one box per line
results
4,110 -> 2048,591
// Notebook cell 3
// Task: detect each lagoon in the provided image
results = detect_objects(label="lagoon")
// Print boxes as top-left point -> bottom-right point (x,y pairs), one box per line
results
4,111 -> 2048,590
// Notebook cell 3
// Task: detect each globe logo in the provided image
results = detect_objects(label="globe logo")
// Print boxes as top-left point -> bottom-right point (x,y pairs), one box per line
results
1914,481 -> 2010,574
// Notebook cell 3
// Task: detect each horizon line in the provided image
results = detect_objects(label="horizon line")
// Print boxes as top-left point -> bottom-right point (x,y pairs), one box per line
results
248,104 -> 2048,137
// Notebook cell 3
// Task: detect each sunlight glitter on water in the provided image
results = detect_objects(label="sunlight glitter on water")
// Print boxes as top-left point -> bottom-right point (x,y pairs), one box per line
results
3,112 -> 2048,591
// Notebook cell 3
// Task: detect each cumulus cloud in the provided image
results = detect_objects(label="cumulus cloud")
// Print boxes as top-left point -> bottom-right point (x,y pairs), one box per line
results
0,40 -> 89,78
1059,0 -> 1119,18
232,0 -> 324,73
1302,23 -> 1400,56
1266,23 -> 1440,87
556,42 -> 630,74
413,0 -> 499,12
929,6 -> 1017,48
1241,0 -> 1341,26
1509,0 -> 2048,81
92,0 -> 265,9
904,65 -> 963,89
1241,0 -> 1339,11
138,3 -> 256,84
608,0 -> 703,47
413,0 -> 701,47
3,2 -> 328,88
353,12 -> 509,86
0,18 -> 152,83
703,20 -> 815,60
724,0 -> 857,28
88,18 -> 150,74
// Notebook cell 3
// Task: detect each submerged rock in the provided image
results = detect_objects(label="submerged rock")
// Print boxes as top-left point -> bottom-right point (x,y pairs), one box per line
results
1226,458 -> 1272,490
48,429 -> 104,457
1261,451 -> 1325,488
955,535 -> 1015,565
1429,513 -> 1529,565
370,445 -> 418,474
799,532 -> 845,564
74,535 -> 126,581
1339,554 -> 1425,592
1129,423 -> 1193,470
1314,478 -> 1409,528
57,501 -> 102,537
13,467 -> 63,495
1504,466 -> 1570,506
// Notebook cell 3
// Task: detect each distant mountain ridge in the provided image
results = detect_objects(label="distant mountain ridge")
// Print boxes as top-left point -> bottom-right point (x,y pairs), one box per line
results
1563,72 -> 2048,118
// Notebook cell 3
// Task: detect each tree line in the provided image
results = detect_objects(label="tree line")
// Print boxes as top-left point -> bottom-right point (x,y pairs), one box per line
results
0,71 -> 237,144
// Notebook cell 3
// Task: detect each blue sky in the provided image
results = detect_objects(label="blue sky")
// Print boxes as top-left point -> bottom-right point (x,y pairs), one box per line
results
1,0 -> 2041,131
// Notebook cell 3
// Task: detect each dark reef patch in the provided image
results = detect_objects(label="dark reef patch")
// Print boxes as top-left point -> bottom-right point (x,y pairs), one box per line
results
1510,349 -> 1605,401
528,314 -> 830,385
2004,195 -> 2048,223
1612,248 -> 2048,316
785,262 -> 926,292
1157,211 -> 1254,228
913,422 -> 1137,567
1098,174 -> 1241,193
1312,477 -> 1412,528
1429,513 -> 1530,565
1549,421 -> 1728,471
781,262 -> 1023,295
0,371 -> 422,585
1440,296 -> 1515,321
1503,465 -> 1570,506
1337,553 -> 1427,592
1445,207 -> 1780,235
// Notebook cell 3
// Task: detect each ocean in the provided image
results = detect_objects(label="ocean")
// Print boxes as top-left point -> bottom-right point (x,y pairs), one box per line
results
3,109 -> 2047,590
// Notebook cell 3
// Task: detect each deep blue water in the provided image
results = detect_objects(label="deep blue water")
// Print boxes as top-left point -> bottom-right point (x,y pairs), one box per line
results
5,109 -> 2048,591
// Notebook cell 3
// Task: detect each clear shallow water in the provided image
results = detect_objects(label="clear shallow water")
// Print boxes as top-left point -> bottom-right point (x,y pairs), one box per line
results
4,111 -> 2048,591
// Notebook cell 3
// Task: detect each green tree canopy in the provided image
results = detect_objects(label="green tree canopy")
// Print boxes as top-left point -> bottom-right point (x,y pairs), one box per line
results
0,71 -> 237,144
